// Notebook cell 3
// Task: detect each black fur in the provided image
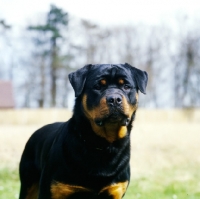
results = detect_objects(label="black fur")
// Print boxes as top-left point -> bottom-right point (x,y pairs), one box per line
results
19,63 -> 148,199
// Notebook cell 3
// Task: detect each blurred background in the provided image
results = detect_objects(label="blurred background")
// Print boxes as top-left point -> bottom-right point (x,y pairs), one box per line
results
0,0 -> 200,108
0,0 -> 200,199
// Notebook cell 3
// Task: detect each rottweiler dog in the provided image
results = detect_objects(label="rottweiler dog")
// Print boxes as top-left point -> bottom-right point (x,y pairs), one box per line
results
19,63 -> 148,199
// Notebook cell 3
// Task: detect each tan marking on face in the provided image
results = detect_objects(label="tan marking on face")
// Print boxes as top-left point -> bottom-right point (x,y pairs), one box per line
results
82,93 -> 138,142
118,126 -> 127,139
136,93 -> 139,102
51,182 -> 92,199
25,183 -> 39,199
82,94 -> 109,121
100,79 -> 107,86
104,123 -> 126,143
89,120 -> 118,143
121,94 -> 138,118
88,119 -> 128,143
99,181 -> 129,199
118,78 -> 124,85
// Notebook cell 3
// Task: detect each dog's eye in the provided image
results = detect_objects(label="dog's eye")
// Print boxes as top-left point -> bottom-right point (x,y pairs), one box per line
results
94,84 -> 101,90
124,85 -> 131,90
94,79 -> 107,90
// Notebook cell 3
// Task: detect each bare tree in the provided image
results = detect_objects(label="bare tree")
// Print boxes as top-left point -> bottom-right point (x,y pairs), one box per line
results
173,16 -> 200,107
28,4 -> 68,107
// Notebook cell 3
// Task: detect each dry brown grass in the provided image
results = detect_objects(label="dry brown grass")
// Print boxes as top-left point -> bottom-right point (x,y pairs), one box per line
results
0,109 -> 200,180
0,125 -> 41,168
1,109 -> 200,199
131,122 -> 200,177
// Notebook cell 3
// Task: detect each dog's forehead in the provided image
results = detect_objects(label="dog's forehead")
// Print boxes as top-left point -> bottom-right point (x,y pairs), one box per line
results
87,64 -> 131,80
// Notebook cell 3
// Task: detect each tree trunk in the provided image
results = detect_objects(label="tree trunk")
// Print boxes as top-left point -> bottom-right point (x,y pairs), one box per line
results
50,38 -> 57,107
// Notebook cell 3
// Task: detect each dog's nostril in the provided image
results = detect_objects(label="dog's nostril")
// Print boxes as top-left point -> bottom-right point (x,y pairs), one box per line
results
116,97 -> 122,104
107,97 -> 115,104
107,96 -> 122,105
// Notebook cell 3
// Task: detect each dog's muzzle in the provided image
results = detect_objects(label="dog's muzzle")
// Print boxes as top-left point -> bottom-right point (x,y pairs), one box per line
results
95,93 -> 131,127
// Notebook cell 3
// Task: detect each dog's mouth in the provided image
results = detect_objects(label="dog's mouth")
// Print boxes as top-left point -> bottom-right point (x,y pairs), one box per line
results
94,112 -> 130,127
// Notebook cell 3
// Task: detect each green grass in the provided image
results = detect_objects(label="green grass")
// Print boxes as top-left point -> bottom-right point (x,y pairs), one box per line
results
124,166 -> 200,199
0,168 -> 20,199
1,167 -> 200,199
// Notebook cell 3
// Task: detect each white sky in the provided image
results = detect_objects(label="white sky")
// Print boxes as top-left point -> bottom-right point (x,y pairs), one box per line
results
0,0 -> 200,27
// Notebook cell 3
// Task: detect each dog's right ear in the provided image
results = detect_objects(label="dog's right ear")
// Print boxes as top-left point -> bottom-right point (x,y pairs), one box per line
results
68,64 -> 92,97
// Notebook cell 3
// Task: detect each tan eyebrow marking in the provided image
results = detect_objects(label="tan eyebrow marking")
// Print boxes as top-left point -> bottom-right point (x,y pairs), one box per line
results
100,79 -> 107,86
118,78 -> 124,85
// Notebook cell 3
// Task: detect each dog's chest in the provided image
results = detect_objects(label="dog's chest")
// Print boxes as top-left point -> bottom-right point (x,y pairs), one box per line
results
51,181 -> 128,199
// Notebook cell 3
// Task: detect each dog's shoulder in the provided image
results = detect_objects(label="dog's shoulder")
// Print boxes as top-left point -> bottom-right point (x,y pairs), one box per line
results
28,122 -> 65,144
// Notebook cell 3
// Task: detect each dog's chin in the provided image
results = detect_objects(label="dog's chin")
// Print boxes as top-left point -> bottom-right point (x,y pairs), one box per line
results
94,114 -> 130,127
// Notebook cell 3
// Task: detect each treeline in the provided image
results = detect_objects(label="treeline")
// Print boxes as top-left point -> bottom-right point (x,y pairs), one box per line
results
0,5 -> 200,108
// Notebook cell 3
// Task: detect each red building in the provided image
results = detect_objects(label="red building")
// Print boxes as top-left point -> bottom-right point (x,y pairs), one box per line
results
0,81 -> 15,108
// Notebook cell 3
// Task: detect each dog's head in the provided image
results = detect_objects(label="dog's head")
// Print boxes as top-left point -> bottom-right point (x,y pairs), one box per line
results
69,63 -> 148,142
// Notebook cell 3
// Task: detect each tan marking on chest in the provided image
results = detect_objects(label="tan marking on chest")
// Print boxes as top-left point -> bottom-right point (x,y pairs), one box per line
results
51,181 -> 128,199
99,181 -> 129,199
51,182 -> 92,199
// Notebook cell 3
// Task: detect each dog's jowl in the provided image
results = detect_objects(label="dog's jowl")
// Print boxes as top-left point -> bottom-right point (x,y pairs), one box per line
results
19,63 -> 148,199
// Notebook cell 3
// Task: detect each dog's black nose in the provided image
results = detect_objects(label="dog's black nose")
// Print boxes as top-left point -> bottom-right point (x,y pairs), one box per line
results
106,95 -> 122,106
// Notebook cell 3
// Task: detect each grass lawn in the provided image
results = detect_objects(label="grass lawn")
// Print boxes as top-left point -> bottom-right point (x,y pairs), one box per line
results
125,166 -> 200,199
0,168 -> 19,199
0,165 -> 200,199
1,120 -> 200,198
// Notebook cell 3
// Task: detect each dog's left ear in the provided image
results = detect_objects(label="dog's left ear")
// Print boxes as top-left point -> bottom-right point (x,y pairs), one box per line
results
125,63 -> 148,94
68,64 -> 92,97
